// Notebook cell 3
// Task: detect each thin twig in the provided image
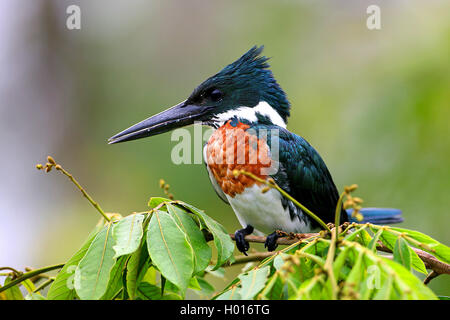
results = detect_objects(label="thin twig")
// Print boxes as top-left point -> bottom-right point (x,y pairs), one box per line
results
0,267 -> 22,277
0,264 -> 64,293
33,278 -> 55,293
324,191 -> 346,299
234,170 -> 331,232
37,156 -> 110,222
56,166 -> 110,222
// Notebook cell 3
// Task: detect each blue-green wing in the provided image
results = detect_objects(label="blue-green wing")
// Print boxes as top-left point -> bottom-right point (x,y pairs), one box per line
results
269,127 -> 346,226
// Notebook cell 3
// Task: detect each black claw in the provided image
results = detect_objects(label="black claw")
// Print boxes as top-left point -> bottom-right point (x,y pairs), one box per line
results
234,230 -> 249,255
265,231 -> 280,251
234,225 -> 254,255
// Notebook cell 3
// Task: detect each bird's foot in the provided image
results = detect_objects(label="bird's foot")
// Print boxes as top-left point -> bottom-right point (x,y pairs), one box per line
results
264,231 -> 280,251
234,225 -> 254,256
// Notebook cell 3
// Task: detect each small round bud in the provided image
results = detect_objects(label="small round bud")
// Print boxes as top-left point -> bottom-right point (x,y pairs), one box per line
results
36,164 -> 43,170
353,197 -> 363,204
55,164 -> 62,170
343,199 -> 354,209
344,184 -> 358,194
47,156 -> 56,165
232,169 -> 240,177
261,186 -> 270,194
159,179 -> 165,188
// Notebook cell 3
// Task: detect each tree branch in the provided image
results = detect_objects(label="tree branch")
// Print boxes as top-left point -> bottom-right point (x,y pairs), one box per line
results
423,271 -> 439,285
229,232 -> 317,245
207,231 -> 450,278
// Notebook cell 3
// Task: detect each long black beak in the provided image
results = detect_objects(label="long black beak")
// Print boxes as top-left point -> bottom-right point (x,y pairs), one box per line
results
108,101 -> 210,144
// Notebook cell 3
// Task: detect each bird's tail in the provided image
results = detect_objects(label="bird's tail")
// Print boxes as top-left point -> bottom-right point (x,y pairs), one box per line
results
347,208 -> 403,225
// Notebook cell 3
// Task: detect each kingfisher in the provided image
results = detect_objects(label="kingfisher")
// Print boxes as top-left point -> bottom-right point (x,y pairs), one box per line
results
108,46 -> 402,255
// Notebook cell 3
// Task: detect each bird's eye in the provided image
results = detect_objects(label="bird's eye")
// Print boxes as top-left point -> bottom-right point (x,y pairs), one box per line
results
209,89 -> 223,102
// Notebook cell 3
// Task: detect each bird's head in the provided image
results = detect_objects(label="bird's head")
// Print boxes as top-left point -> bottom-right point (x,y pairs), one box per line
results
108,46 -> 290,144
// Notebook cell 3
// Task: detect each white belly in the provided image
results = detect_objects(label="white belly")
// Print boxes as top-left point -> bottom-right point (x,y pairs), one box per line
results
226,184 -> 313,235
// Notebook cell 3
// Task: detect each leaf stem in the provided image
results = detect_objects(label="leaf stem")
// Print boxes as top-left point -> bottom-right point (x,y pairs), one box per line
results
33,278 -> 54,293
56,165 -> 111,222
323,192 -> 345,299
0,266 -> 22,276
368,224 -> 435,253
0,264 -> 64,293
340,222 -> 358,236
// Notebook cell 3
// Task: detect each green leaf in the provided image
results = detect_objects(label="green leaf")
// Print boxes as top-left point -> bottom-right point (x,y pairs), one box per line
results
333,246 -> 350,279
393,237 -> 412,271
137,282 -> 162,300
368,229 -> 383,252
146,210 -> 194,295
112,214 -> 145,258
25,292 -> 46,300
188,277 -> 202,291
161,292 -> 183,300
136,281 -> 182,300
359,229 -> 373,246
379,229 -> 398,251
47,226 -> 101,300
126,244 -> 150,300
74,223 -> 117,300
21,279 -> 36,294
162,278 -> 181,295
196,277 -> 215,296
2,277 -> 23,300
141,266 -> 157,285
343,225 -> 368,242
101,256 -> 127,300
260,272 -> 284,300
381,258 -> 437,299
342,251 -> 364,295
372,274 -> 393,300
239,267 -> 270,300
179,202 -> 234,270
205,266 -> 225,278
409,247 -> 428,275
126,251 -> 141,300
166,204 -> 212,274
216,286 -> 241,300
390,227 -> 450,264
148,197 -> 170,208
273,254 -> 288,271
293,275 -> 324,300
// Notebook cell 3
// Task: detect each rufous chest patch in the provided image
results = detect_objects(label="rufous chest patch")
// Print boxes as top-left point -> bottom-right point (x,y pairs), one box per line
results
205,120 -> 272,197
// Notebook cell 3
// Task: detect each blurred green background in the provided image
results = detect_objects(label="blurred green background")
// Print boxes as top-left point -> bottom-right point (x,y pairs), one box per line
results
0,0 -> 449,296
